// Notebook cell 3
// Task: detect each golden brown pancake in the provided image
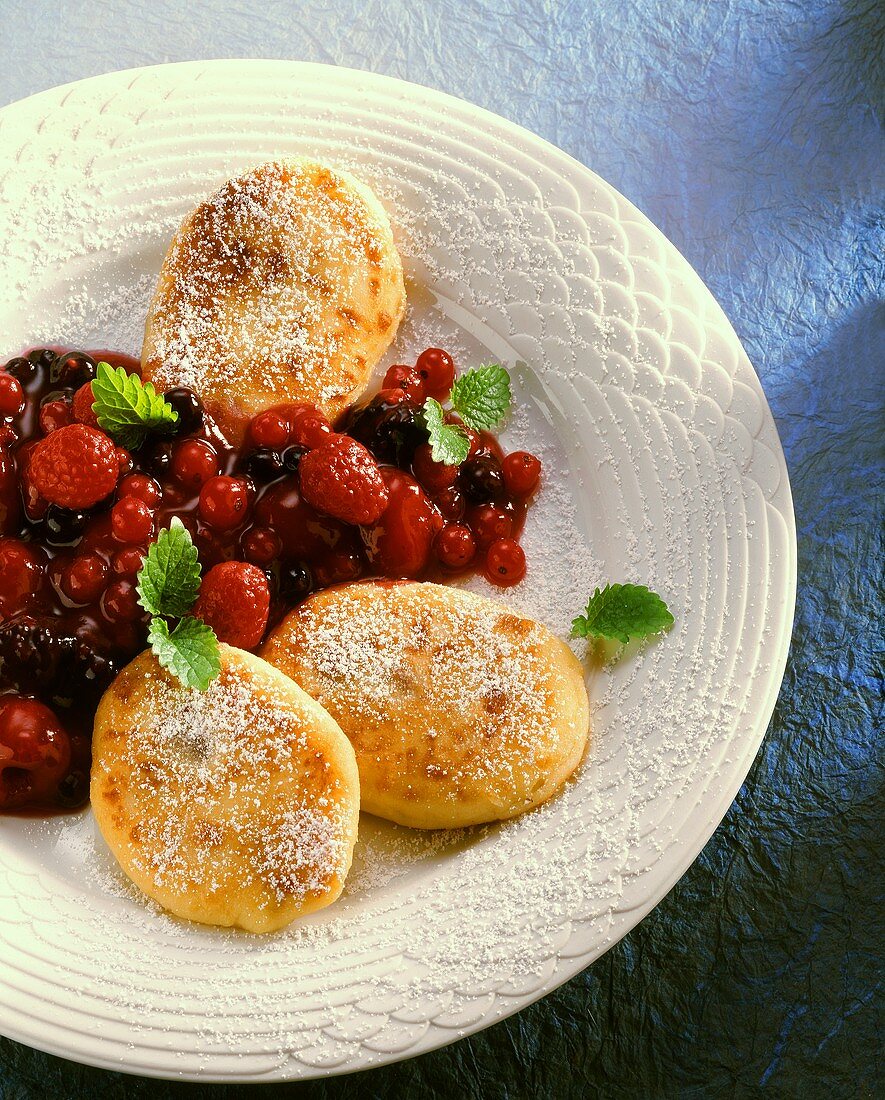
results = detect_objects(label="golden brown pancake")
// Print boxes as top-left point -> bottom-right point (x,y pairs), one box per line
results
261,582 -> 590,829
91,645 -> 360,932
141,159 -> 405,442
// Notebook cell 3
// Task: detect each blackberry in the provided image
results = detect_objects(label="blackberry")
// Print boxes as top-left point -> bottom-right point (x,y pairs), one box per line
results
344,395 -> 424,466
0,615 -> 121,709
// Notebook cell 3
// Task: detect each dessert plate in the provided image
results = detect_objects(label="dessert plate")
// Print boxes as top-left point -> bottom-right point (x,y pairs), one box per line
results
0,61 -> 796,1081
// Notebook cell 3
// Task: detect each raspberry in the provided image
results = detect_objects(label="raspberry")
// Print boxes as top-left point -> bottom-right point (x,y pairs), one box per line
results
72,382 -> 100,427
192,561 -> 270,650
299,436 -> 389,525
28,424 -> 119,509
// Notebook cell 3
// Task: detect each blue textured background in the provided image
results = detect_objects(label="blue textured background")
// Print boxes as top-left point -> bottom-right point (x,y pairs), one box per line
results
1,1 -> 882,1096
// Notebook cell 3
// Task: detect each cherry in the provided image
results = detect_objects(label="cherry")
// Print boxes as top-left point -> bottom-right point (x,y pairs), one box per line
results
111,496 -> 153,543
51,351 -> 96,389
435,524 -> 476,569
171,439 -> 219,488
199,476 -> 250,531
162,388 -> 204,437
0,696 -> 71,809
249,409 -> 291,450
101,579 -> 142,623
0,449 -> 21,536
360,469 -> 443,578
383,365 -> 426,404
255,478 -> 349,560
28,348 -> 58,371
242,525 -> 283,566
415,348 -> 455,400
459,454 -> 505,504
0,539 -> 43,619
0,375 -> 25,418
484,538 -> 526,586
412,443 -> 458,493
61,553 -> 108,604
118,474 -> 161,507
469,504 -> 513,549
502,451 -> 542,497
314,549 -> 364,587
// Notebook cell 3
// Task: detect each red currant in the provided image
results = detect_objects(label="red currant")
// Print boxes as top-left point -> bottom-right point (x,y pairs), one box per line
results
116,447 -> 134,476
502,451 -> 542,497
39,399 -> 72,434
383,365 -> 426,404
434,486 -> 466,521
249,409 -> 291,449
0,374 -> 25,418
469,504 -> 513,549
112,546 -> 146,576
101,578 -> 142,622
0,538 -> 43,619
412,443 -> 459,492
118,474 -> 161,507
171,439 -> 219,489
484,538 -> 526,587
415,348 -> 455,400
0,697 -> 71,809
199,476 -> 250,531
241,525 -> 283,566
291,411 -> 332,450
61,552 -> 108,603
435,524 -> 476,569
111,497 -> 154,543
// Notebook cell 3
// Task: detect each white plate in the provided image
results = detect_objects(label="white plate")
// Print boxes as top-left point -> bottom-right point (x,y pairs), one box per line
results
0,61 -> 796,1081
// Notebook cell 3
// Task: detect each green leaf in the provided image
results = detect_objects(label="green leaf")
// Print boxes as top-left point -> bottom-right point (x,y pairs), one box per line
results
420,397 -> 470,466
450,364 -> 512,432
571,583 -> 674,644
91,361 -> 178,449
148,615 -> 221,691
136,517 -> 202,618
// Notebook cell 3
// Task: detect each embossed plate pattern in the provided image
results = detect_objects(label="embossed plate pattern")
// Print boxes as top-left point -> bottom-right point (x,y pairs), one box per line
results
0,61 -> 795,1080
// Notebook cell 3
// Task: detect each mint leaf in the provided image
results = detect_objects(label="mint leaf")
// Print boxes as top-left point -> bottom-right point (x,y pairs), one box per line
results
136,518 -> 201,618
450,364 -> 512,432
91,361 -> 178,449
571,584 -> 674,644
148,616 -> 220,691
421,397 -> 470,466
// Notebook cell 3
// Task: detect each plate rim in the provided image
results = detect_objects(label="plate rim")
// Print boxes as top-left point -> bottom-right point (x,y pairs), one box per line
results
0,57 -> 797,1081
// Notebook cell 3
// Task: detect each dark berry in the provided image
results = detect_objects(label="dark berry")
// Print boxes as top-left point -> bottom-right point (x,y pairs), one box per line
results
162,387 -> 204,437
28,348 -> 58,371
243,448 -> 284,481
282,445 -> 306,473
279,562 -> 313,604
143,439 -> 173,478
459,455 -> 505,504
4,356 -> 36,383
43,505 -> 89,546
344,393 -> 424,465
56,768 -> 90,809
51,351 -> 96,388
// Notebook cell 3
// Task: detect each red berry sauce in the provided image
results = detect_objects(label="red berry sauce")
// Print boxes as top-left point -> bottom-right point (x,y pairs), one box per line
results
0,345 -> 541,814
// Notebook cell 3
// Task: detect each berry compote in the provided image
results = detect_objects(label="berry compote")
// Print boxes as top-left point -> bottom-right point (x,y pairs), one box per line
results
0,345 -> 541,814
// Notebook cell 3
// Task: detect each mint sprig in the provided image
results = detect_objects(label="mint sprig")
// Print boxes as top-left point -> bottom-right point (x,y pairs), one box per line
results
136,519 -> 220,691
137,517 -> 202,618
147,617 -> 220,692
91,361 -> 178,449
571,584 -> 674,645
421,397 -> 470,466
450,364 -> 512,432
